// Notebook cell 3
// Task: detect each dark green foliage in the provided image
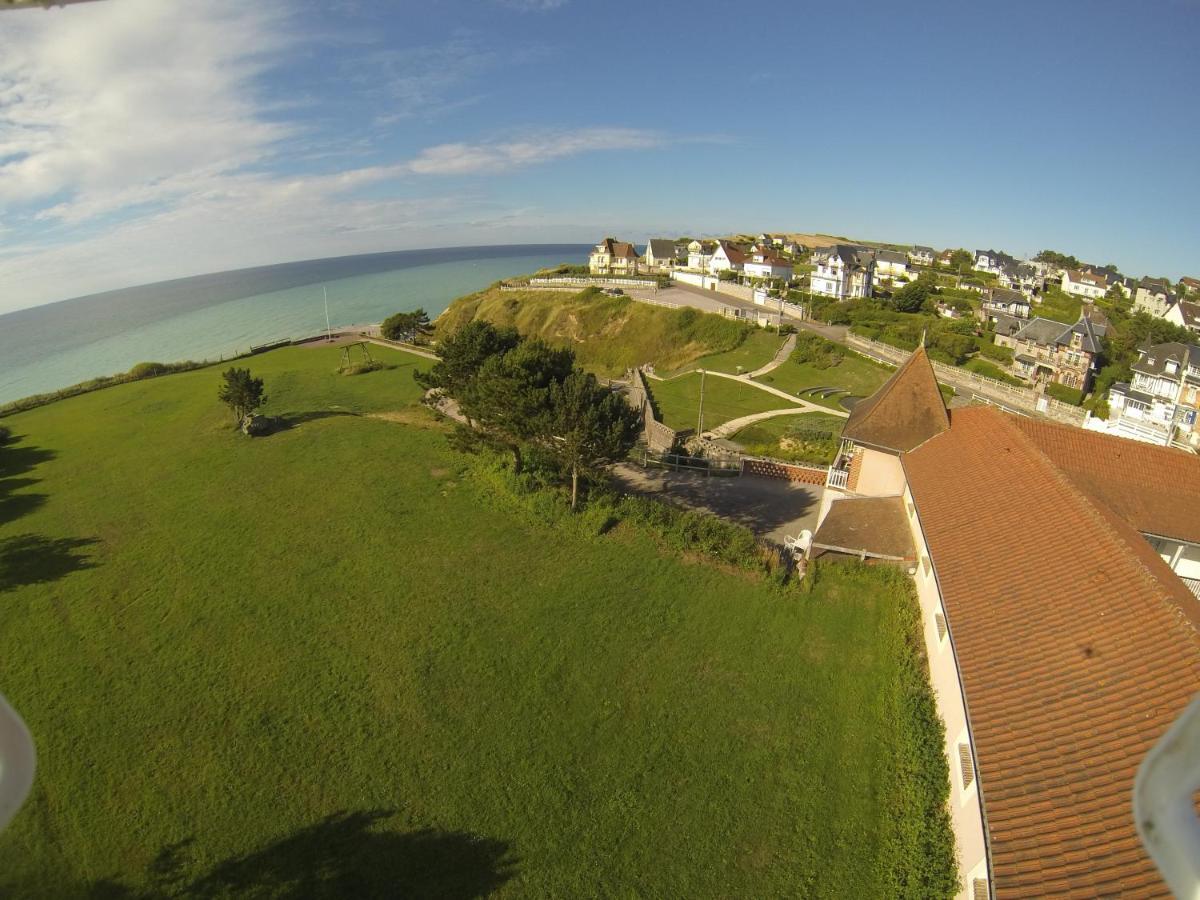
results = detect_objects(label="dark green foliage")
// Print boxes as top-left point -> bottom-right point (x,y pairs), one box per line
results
717,268 -> 738,282
927,331 -> 976,366
977,341 -> 1014,364
947,249 -> 973,271
216,367 -> 266,422
791,331 -> 845,369
1044,382 -> 1083,406
890,280 -> 933,313
380,308 -> 431,342
1034,249 -> 1081,269
540,371 -> 640,509
414,319 -> 520,395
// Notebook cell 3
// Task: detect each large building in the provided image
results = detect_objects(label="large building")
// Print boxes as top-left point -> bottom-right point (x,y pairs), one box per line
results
993,312 -> 1106,392
1107,340 -> 1200,449
588,238 -> 641,276
812,347 -> 1200,898
810,244 -> 874,299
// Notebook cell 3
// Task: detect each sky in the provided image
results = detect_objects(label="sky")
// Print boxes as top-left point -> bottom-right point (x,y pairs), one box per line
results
0,0 -> 1197,312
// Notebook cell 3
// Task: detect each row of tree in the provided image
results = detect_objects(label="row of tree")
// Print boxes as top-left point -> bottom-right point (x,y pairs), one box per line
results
415,321 -> 640,509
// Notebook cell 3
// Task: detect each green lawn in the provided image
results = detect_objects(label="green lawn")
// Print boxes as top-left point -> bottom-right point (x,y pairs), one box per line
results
646,372 -> 801,430
673,330 -> 786,376
754,352 -> 892,410
0,344 -> 954,897
730,412 -> 845,465
731,411 -> 846,446
1035,287 -> 1083,324
962,357 -> 1024,386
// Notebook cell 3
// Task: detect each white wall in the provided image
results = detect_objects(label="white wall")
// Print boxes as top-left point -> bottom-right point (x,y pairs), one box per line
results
903,483 -> 991,900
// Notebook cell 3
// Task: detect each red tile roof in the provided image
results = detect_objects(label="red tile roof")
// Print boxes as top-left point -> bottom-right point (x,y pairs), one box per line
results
903,406 -> 1200,897
841,345 -> 949,453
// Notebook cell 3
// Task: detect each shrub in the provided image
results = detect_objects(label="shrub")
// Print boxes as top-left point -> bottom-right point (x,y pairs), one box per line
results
977,341 -> 1014,364
792,332 -> 845,369
1045,382 -> 1083,406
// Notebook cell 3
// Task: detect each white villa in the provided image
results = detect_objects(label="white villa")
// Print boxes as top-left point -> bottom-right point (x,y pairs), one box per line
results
973,249 -> 1016,275
707,240 -> 749,275
643,239 -> 679,270
1107,340 -> 1200,450
686,239 -> 716,271
588,238 -> 641,276
908,245 -> 935,266
810,245 -> 874,299
1134,278 -> 1176,318
809,346 -> 1200,898
743,245 -> 794,281
873,249 -> 911,282
1061,267 -> 1108,299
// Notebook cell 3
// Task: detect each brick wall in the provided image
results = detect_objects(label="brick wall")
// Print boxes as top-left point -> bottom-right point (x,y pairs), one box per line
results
742,459 -> 827,484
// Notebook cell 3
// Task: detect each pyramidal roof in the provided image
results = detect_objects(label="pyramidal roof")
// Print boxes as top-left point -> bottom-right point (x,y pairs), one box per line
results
842,344 -> 949,453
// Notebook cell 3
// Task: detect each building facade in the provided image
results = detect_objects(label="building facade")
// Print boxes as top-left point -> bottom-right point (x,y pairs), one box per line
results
810,245 -> 874,299
588,238 -> 641,275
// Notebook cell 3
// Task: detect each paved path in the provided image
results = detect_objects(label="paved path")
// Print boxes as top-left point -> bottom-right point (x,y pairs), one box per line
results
747,333 -> 797,378
706,407 -> 826,439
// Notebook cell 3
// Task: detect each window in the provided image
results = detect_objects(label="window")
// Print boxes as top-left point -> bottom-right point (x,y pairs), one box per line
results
973,878 -> 990,900
935,612 -> 947,642
921,555 -> 931,577
959,742 -> 975,789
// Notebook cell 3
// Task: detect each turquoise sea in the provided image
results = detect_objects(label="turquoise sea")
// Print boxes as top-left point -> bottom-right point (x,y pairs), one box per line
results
0,244 -> 585,405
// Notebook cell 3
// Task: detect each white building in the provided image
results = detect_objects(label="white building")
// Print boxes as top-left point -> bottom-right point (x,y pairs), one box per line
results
685,239 -> 716,271
1061,268 -> 1107,299
643,239 -> 679,270
588,238 -> 641,275
742,245 -> 794,281
873,249 -> 911,282
707,240 -> 749,275
810,245 -> 874,299
973,248 -> 1017,275
1134,278 -> 1176,318
1107,341 -> 1200,449
908,245 -> 935,266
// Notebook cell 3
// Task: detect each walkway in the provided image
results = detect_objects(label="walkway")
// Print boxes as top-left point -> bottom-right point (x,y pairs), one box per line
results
746,333 -> 797,378
706,407 -> 824,439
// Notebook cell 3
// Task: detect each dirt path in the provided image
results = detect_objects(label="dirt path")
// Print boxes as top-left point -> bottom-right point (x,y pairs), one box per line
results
706,407 -> 824,439
746,333 -> 797,378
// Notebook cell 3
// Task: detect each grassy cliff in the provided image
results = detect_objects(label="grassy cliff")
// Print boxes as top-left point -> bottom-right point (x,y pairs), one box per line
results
435,287 -> 755,375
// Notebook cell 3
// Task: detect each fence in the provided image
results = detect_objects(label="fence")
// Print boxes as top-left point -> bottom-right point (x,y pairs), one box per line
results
844,333 -> 1088,426
627,368 -> 687,452
741,458 -> 829,485
669,270 -> 755,301
528,275 -> 659,289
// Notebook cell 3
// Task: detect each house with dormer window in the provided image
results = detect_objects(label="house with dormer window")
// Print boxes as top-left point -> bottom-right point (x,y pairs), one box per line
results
973,248 -> 1016,275
588,238 -> 641,276
810,245 -> 874,299
994,312 -> 1105,391
1108,341 -> 1200,449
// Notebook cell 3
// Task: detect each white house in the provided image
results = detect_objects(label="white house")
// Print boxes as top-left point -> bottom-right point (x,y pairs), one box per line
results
743,245 -> 794,281
685,239 -> 716,271
973,248 -> 1017,275
643,239 -> 679,270
589,238 -> 641,276
908,245 -> 935,266
979,286 -> 1031,321
707,240 -> 749,275
810,345 -> 1200,899
1107,340 -> 1200,449
873,249 -> 911,282
1165,298 -> 1200,333
1134,278 -> 1176,318
1061,267 -> 1107,299
996,262 -> 1043,297
810,245 -> 874,299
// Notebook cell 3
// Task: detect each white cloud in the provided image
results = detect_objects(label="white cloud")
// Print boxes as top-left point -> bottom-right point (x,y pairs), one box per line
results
400,128 -> 665,175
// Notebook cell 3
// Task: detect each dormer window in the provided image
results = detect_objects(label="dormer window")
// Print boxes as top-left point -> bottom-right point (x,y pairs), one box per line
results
1165,360 -> 1178,375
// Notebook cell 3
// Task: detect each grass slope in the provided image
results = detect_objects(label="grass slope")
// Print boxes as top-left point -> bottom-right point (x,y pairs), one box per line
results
672,330 -> 786,376
645,373 -> 801,431
755,352 -> 892,409
435,288 -> 754,376
0,345 -> 953,896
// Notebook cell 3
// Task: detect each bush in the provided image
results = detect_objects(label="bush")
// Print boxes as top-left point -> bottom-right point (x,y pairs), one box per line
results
977,341 -> 1014,364
1045,382 -> 1083,406
792,332 -> 845,369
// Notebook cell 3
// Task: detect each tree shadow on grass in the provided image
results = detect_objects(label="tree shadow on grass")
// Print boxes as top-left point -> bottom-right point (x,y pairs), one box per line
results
0,434 -> 55,526
277,409 -> 362,429
79,810 -> 516,899
0,533 -> 99,593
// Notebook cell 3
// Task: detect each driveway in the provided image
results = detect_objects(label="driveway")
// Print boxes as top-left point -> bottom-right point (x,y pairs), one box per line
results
611,464 -> 822,545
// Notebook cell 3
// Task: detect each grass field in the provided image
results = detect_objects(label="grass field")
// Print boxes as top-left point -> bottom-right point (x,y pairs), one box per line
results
730,412 -> 845,465
645,372 -> 801,430
1035,287 -> 1083,324
731,411 -> 846,446
0,344 -> 954,897
672,330 -> 786,376
754,352 -> 892,410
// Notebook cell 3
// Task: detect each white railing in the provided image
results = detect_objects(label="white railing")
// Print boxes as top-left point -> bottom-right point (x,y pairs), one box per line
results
826,465 -> 849,490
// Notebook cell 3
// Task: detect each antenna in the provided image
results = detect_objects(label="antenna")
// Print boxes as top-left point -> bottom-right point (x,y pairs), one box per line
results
323,286 -> 332,342
920,327 -> 927,348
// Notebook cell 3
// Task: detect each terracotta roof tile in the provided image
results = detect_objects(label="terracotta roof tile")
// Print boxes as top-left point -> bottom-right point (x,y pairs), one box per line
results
841,345 -> 949,452
903,406 -> 1200,897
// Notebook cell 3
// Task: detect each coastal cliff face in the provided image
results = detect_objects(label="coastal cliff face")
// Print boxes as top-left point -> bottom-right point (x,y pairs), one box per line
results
435,286 -> 754,376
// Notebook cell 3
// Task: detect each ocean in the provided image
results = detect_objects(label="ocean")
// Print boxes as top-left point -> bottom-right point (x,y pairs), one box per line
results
0,244 -> 586,405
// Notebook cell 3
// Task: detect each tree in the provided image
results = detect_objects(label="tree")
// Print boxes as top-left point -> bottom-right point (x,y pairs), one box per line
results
890,280 -> 932,313
458,338 -> 574,473
414,320 -> 520,397
381,309 -> 431,342
1034,249 -> 1081,269
217,368 -> 266,423
540,370 -> 640,510
948,249 -> 973,273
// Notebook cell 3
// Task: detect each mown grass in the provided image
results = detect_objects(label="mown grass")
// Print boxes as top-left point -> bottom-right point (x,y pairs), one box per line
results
672,330 -> 786,376
1035,286 -> 1083,324
732,411 -> 846,446
0,344 -> 955,897
645,372 -> 801,430
434,287 -> 755,376
755,352 -> 892,409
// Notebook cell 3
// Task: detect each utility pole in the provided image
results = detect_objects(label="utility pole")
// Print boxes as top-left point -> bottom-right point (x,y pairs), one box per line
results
697,368 -> 706,435
323,286 -> 333,342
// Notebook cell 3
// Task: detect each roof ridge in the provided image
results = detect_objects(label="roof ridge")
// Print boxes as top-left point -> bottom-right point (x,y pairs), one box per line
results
989,410 -> 1200,634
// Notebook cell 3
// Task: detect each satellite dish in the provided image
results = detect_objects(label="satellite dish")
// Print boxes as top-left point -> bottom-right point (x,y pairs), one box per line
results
0,693 -> 35,834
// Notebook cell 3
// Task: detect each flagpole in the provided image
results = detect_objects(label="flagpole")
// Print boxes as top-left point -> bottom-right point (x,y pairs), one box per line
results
323,286 -> 332,342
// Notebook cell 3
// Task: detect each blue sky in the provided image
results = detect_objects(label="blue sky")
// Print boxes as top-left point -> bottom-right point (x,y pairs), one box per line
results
0,0 -> 1197,311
